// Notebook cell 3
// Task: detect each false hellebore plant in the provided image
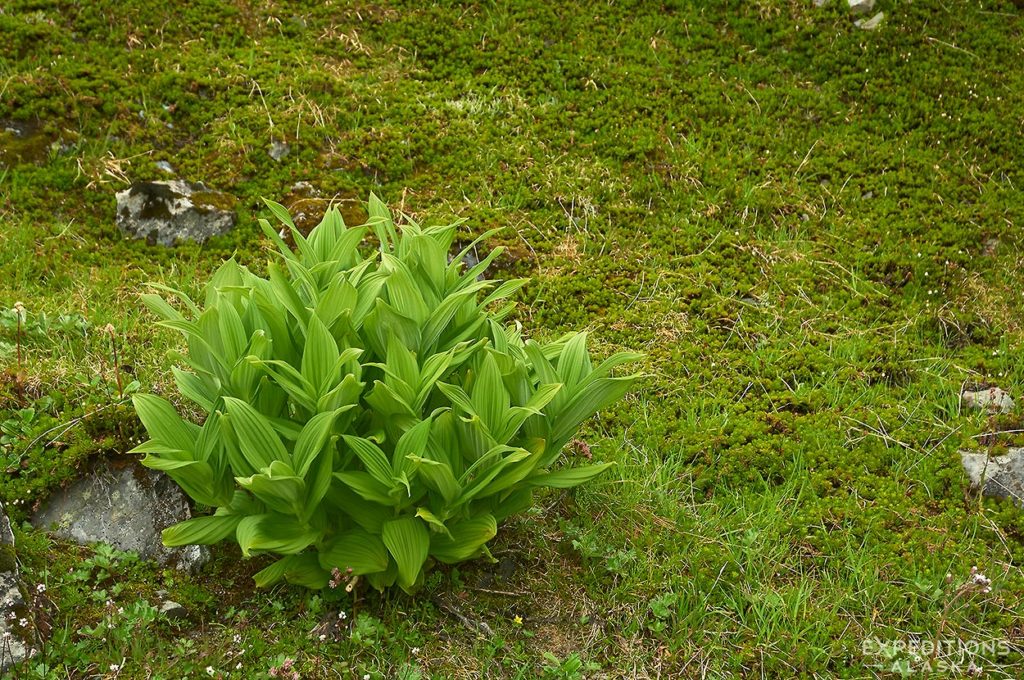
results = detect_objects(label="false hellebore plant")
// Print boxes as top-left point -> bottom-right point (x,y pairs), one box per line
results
132,196 -> 640,593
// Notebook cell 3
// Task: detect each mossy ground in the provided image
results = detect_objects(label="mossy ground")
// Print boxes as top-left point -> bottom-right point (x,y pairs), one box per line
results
2,0 -> 1024,677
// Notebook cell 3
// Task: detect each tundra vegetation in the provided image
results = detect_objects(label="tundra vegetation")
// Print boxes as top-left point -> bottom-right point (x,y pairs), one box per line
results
1,1 -> 1023,677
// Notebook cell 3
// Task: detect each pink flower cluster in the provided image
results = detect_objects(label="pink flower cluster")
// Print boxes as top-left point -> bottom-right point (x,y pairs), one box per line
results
268,657 -> 299,680
328,567 -> 354,590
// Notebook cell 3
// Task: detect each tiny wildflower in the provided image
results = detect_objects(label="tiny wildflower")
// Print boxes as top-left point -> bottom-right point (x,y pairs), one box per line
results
110,664 -> 120,672
969,566 -> 992,593
17,618 -> 27,628
512,615 -> 523,626
35,583 -> 45,594
206,666 -> 215,676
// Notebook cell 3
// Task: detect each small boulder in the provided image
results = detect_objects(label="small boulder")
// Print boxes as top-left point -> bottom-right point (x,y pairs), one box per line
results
848,0 -> 875,15
31,461 -> 209,573
115,180 -> 236,246
269,141 -> 290,162
0,503 -> 29,671
961,449 -> 1024,506
159,600 -> 188,621
962,387 -> 1015,414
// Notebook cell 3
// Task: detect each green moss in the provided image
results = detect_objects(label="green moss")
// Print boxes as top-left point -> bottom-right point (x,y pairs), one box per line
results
0,544 -> 16,573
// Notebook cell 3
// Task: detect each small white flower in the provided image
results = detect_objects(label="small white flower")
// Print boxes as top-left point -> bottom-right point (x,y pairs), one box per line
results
319,633 -> 327,641
411,647 -> 421,654
206,666 -> 215,676
363,675 -> 371,680
236,663 -> 242,670
338,611 -> 347,620
17,618 -> 27,628
110,664 -> 120,672
35,584 -> 45,594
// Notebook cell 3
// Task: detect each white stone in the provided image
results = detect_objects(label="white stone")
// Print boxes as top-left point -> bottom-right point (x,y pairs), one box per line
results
115,180 -> 236,246
962,387 -> 1015,414
855,11 -> 885,30
848,0 -> 875,16
32,462 -> 209,574
961,449 -> 1024,506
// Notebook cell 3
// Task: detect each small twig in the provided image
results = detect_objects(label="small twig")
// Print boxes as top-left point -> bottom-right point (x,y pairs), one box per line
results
435,598 -> 494,637
794,139 -> 819,178
925,37 -> 979,60
465,586 -> 526,597
971,429 -> 1024,439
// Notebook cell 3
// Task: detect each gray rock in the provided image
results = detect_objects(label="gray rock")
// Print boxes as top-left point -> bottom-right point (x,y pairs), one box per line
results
0,503 -> 29,671
961,449 -> 1024,506
31,462 -> 210,574
269,141 -> 290,162
848,0 -> 875,15
115,180 -> 236,246
159,600 -> 188,620
855,11 -> 884,30
962,387 -> 1015,414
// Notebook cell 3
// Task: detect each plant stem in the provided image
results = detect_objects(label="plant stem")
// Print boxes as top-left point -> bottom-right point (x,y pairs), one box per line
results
106,324 -> 123,399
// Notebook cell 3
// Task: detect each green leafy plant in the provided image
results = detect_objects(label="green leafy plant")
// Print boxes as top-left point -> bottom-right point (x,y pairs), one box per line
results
131,195 -> 640,593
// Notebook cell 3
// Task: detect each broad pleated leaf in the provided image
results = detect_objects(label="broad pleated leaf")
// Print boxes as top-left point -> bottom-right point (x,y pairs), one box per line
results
318,529 -> 389,574
162,514 -> 242,546
429,514 -> 497,564
223,397 -> 290,469
236,514 -> 318,557
527,462 -> 615,488
381,517 -> 429,591
342,435 -> 394,488
133,394 -> 199,454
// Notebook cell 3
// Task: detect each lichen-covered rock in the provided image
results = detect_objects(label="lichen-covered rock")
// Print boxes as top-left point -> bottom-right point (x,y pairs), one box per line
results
847,0 -> 875,16
31,461 -> 209,573
0,503 -> 29,671
115,180 -> 236,246
962,387 -> 1015,414
269,140 -> 291,161
159,600 -> 188,620
961,449 -> 1024,506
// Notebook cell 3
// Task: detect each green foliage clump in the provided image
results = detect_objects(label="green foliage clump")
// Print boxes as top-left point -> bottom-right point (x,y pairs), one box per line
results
131,196 -> 639,593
